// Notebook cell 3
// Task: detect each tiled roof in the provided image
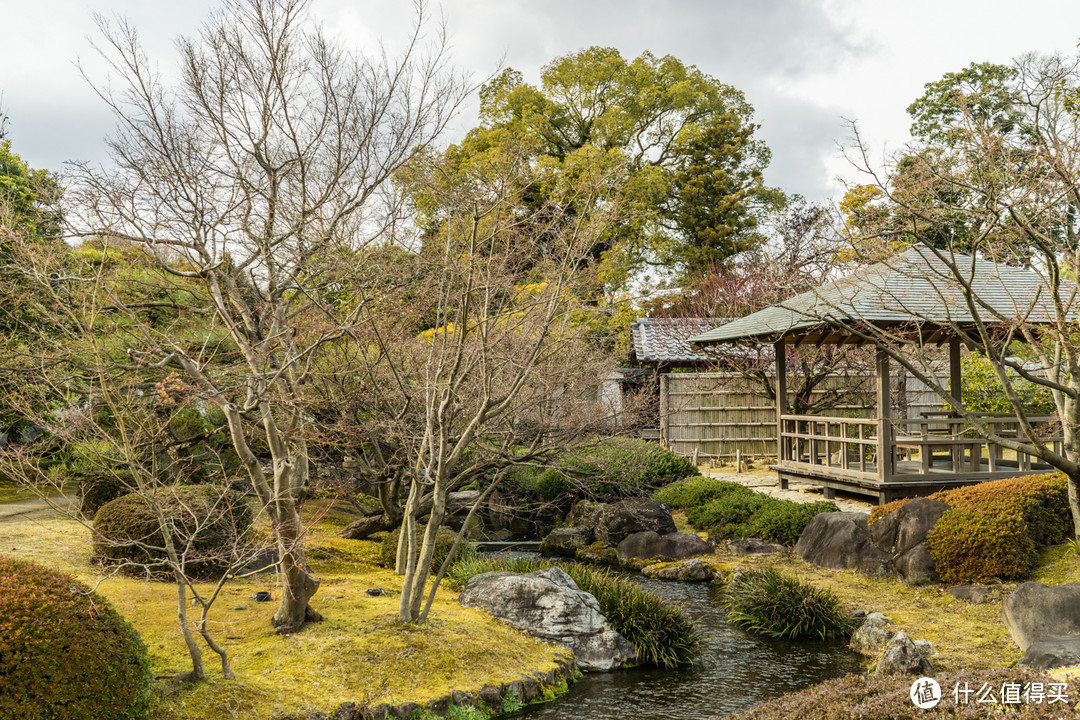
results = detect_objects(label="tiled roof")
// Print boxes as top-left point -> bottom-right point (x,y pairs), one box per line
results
690,244 -> 1077,345
629,317 -> 727,365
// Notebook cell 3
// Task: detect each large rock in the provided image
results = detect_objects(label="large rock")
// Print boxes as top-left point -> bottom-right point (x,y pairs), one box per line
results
540,527 -> 594,557
1003,581 -> 1080,651
1017,635 -> 1080,671
566,500 -> 605,529
459,566 -> 637,672
892,543 -> 937,586
869,498 -> 950,555
795,512 -> 891,575
641,558 -> 713,582
616,530 -> 711,563
850,612 -> 896,656
596,499 -> 676,545
947,584 -> 1000,605
874,631 -> 933,676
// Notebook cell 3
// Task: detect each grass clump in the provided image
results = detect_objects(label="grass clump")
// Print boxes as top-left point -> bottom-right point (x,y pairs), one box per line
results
0,555 -> 154,720
447,554 -> 699,669
720,567 -> 854,640
563,563 -> 700,668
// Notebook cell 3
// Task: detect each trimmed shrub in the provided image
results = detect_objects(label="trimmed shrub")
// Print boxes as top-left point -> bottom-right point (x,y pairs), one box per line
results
925,508 -> 1036,584
652,476 -> 750,508
867,497 -> 911,526
568,438 -> 696,497
920,472 -> 1070,584
445,554 -> 699,668
509,439 -> 697,503
92,484 -> 254,578
685,489 -> 771,532
78,467 -> 136,517
377,525 -> 477,571
730,500 -> 840,546
0,556 -> 153,720
721,669 -> 1077,719
720,567 -> 854,640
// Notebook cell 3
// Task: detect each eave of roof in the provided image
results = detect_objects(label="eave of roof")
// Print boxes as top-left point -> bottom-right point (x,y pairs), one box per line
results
690,244 -> 1077,346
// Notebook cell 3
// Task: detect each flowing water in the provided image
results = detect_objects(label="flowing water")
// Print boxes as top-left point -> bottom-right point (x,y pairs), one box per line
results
519,576 -> 864,720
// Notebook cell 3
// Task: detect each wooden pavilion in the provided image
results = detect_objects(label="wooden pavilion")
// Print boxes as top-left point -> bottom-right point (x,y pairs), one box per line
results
689,244 -> 1071,504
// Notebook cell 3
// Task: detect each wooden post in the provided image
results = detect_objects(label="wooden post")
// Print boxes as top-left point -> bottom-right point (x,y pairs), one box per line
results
774,340 -> 787,462
877,347 -> 893,483
659,373 -> 669,449
949,336 -> 962,408
736,449 -> 743,474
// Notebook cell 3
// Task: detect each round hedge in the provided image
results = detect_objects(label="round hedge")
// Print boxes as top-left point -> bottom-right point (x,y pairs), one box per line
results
93,484 -> 254,579
0,556 -> 153,720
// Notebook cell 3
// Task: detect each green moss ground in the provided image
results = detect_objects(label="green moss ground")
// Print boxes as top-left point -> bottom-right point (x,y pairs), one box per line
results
0,501 -> 562,720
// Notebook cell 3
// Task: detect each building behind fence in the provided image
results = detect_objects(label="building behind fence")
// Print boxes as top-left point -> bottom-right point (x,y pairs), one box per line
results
660,370 -> 947,461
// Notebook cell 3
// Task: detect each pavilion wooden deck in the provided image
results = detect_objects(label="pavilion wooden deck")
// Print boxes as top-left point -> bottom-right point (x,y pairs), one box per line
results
773,412 -> 1060,504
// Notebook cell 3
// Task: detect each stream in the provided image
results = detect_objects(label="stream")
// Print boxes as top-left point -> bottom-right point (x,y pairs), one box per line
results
519,576 -> 864,720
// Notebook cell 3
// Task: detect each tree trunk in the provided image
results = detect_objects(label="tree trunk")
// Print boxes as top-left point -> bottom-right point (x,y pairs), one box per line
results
271,504 -> 323,634
175,577 -> 206,682
339,513 -> 399,540
400,490 -> 447,622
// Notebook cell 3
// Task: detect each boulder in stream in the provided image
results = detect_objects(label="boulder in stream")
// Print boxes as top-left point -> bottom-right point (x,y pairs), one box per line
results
458,566 -> 637,672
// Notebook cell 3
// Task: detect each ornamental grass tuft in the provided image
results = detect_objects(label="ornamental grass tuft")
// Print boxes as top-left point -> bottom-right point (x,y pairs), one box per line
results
720,567 -> 855,640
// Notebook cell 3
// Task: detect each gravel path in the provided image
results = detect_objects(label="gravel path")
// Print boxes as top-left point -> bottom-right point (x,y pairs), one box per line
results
0,494 -> 74,524
702,470 -> 873,513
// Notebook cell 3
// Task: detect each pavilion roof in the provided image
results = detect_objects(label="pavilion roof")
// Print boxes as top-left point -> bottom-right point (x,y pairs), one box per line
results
690,244 -> 1077,346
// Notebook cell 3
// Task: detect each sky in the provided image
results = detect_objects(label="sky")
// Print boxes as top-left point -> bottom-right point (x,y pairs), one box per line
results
3,0 -> 1080,204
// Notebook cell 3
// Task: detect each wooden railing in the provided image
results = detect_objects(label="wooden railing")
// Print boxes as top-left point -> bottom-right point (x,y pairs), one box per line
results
779,412 -> 1062,482
779,415 -> 880,477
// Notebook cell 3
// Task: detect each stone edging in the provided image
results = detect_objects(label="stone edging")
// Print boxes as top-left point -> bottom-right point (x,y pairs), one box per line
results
286,655 -> 580,720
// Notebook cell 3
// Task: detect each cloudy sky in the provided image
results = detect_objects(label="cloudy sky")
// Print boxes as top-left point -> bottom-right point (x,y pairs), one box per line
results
3,0 -> 1080,203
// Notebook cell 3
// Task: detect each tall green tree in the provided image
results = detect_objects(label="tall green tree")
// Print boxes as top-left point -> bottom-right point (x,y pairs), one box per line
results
471,48 -> 781,281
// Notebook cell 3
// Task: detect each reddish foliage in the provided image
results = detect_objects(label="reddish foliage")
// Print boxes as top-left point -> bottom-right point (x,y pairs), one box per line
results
0,555 -> 152,720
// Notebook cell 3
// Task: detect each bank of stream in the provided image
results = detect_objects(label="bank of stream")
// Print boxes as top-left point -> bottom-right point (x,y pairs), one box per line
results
520,575 -> 864,720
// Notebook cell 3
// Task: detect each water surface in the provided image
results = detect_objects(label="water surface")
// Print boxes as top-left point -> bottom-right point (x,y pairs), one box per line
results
520,576 -> 863,720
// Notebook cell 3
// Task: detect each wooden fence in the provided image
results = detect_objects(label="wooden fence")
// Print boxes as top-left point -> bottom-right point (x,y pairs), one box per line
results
659,371 -> 878,461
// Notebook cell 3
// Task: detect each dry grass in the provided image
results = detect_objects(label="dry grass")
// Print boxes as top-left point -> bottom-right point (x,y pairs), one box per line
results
0,502 -> 562,720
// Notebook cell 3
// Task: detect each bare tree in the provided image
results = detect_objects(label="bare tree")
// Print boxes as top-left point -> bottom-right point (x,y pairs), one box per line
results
660,200 -> 876,416
328,133 -> 629,623
64,0 -> 469,632
836,52 -> 1080,538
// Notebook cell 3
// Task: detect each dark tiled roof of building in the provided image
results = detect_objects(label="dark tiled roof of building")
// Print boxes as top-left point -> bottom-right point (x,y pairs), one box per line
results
629,317 -> 727,365
691,244 -> 1078,345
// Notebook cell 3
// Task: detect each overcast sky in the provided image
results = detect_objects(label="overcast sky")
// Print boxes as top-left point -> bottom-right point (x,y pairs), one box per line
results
4,0 -> 1080,203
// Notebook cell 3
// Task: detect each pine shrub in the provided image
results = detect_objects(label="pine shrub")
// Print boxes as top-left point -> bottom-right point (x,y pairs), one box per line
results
720,567 -> 854,640
92,484 -> 254,578
0,556 -> 153,720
